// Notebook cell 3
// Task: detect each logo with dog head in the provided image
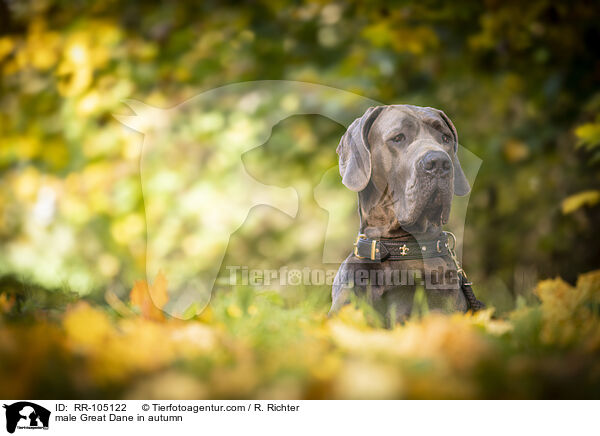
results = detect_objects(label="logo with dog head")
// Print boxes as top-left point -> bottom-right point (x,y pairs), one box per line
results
115,81 -> 481,318
2,402 -> 50,434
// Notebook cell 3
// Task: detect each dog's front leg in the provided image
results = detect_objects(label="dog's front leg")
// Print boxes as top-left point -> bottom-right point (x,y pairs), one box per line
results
329,255 -> 371,315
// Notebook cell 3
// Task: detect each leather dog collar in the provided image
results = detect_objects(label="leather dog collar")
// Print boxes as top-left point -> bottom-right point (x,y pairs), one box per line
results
353,232 -> 452,262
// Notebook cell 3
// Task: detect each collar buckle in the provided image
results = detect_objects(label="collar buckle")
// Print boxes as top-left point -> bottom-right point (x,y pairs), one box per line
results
353,234 -> 378,260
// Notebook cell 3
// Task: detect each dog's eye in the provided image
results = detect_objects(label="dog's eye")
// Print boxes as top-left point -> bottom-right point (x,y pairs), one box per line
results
442,134 -> 452,144
391,133 -> 406,143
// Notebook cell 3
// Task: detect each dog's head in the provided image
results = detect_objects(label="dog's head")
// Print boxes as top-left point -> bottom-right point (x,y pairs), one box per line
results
337,105 -> 470,235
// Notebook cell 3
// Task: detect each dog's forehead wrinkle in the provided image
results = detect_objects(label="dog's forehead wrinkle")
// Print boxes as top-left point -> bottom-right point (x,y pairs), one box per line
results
370,108 -> 417,140
428,118 -> 445,129
423,118 -> 453,138
399,105 -> 451,132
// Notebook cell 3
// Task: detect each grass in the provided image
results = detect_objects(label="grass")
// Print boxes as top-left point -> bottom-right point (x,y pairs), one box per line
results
0,270 -> 599,399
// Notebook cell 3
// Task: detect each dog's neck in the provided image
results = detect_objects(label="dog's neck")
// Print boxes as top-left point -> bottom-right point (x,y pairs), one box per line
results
357,188 -> 445,241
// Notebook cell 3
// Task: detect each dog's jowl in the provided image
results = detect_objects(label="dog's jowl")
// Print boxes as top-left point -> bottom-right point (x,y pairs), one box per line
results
331,105 -> 483,323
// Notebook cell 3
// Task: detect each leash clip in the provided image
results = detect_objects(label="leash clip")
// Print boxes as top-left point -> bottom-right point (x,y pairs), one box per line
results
444,231 -> 470,281
446,231 -> 457,251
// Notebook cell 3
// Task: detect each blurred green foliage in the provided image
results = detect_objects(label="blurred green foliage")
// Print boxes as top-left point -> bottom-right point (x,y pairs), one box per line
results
0,0 -> 599,307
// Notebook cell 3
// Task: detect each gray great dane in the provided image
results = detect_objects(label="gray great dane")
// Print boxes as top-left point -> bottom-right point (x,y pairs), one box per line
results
330,105 -> 474,324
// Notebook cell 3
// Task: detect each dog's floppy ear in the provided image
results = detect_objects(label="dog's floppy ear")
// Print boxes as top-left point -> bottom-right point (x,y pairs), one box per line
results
434,108 -> 470,196
337,106 -> 384,192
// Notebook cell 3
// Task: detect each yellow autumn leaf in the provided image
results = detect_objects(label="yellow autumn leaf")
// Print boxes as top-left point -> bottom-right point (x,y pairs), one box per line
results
0,37 -> 14,61
63,302 -> 113,349
503,139 -> 529,163
226,304 -> 243,318
575,122 -> 600,149
561,190 -> 600,214
129,271 -> 169,322
150,271 -> 169,309
0,293 -> 16,313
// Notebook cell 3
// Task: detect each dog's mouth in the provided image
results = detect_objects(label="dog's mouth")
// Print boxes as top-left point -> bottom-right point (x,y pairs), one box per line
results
423,187 -> 451,223
395,178 -> 452,232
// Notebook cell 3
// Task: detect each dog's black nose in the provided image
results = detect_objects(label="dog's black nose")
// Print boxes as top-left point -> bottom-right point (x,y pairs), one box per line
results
420,151 -> 452,177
